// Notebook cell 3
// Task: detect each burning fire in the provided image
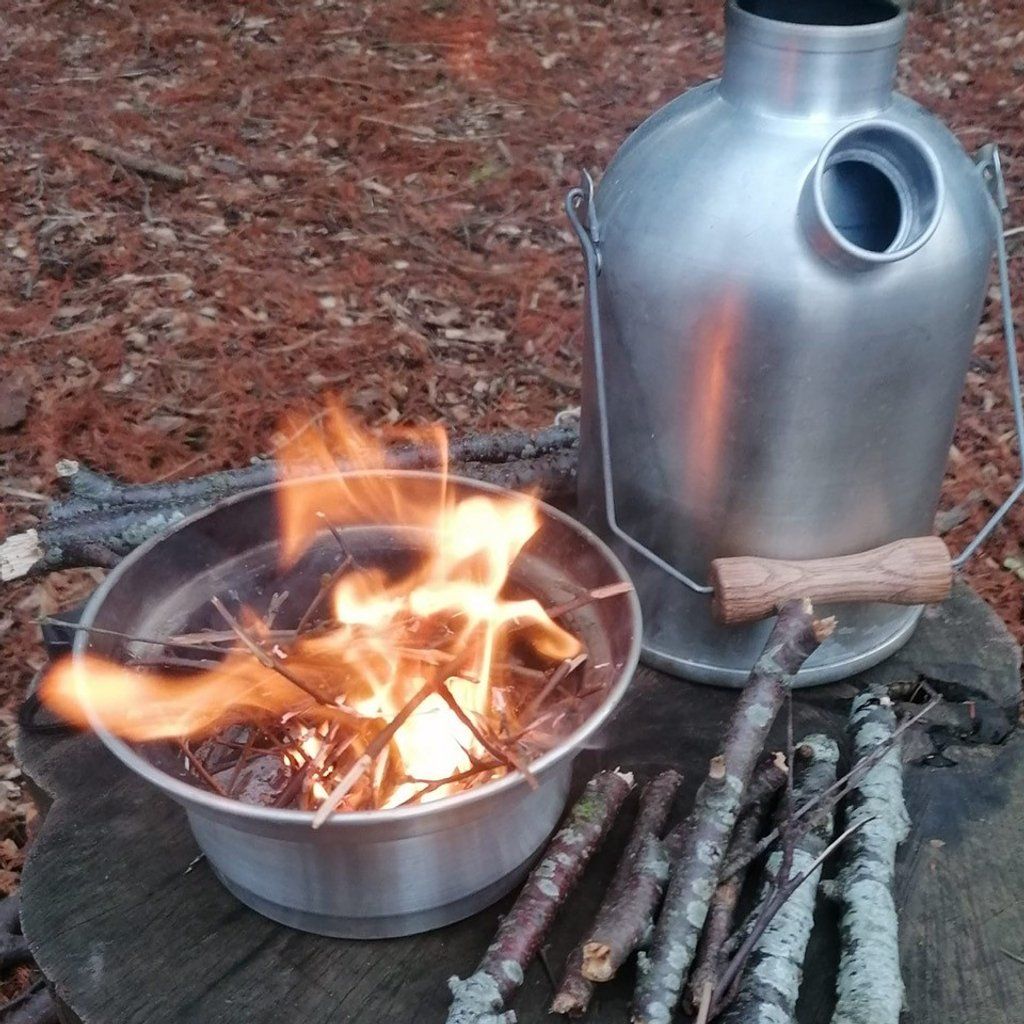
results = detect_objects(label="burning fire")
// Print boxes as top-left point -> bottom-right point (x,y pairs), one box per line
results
42,402 -> 586,817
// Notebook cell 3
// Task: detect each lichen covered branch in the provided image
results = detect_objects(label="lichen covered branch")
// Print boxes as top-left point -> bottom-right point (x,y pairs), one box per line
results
718,735 -> 839,1024
685,751 -> 789,1015
830,691 -> 910,1024
0,425 -> 579,581
446,769 -> 633,1024
631,601 -> 833,1024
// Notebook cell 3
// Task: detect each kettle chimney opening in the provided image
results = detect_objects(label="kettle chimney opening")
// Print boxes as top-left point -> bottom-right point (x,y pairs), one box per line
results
735,0 -> 901,28
802,121 -> 945,268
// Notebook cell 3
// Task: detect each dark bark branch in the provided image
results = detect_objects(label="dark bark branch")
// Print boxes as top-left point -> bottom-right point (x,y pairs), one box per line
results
716,735 -> 839,1024
551,770 -> 683,1016
631,601 -> 833,1024
446,769 -> 633,1024
1,426 -> 579,581
830,690 -> 909,1024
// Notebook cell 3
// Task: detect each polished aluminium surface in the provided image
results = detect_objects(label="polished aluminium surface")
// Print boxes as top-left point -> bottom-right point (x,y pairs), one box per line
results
575,0 -> 998,686
74,473 -> 642,937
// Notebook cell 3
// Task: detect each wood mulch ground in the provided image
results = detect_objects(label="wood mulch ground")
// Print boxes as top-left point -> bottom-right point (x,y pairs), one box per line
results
0,0 -> 1022,1000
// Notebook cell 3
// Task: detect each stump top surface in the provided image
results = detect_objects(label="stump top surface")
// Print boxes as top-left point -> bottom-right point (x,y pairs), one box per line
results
17,584 -> 1024,1024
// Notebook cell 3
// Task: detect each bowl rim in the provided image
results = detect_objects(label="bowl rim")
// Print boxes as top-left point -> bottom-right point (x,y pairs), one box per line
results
74,469 -> 642,828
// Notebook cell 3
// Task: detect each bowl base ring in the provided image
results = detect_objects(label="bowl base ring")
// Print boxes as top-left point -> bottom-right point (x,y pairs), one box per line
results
209,857 -> 536,940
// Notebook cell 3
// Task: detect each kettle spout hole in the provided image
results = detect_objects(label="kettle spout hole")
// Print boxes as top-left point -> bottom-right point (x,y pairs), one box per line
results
804,121 -> 944,268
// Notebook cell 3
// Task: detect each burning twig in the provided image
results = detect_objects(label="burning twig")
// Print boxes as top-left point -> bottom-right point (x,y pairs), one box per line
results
209,596 -> 334,709
295,555 -> 353,634
685,751 -> 790,1015
177,740 -> 227,796
632,600 -> 834,1024
551,770 -> 682,1017
544,581 -> 634,621
41,618 -> 228,657
829,690 -> 910,1024
446,769 -> 634,1024
435,683 -> 536,789
715,736 -> 839,1023
311,677 -> 440,827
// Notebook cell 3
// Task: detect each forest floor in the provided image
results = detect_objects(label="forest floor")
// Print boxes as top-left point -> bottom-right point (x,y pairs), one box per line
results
1,0 -> 1023,1000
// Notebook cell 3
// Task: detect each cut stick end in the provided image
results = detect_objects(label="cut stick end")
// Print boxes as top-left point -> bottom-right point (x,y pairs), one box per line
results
580,942 -> 614,982
708,754 -> 726,781
813,615 -> 837,642
550,993 -> 585,1017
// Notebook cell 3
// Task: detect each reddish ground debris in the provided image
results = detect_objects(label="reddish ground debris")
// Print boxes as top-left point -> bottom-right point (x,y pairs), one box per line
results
0,0 -> 1022,929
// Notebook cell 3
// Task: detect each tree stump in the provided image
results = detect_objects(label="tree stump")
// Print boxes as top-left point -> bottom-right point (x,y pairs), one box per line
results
16,583 -> 1022,1024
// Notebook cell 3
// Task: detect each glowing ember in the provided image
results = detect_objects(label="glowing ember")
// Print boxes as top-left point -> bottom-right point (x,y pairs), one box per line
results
41,401 -> 613,818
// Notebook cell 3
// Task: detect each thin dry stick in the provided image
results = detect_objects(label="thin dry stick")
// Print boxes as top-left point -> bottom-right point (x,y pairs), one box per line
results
209,596 -> 334,708
544,581 -> 634,620
77,136 -> 189,184
719,695 -> 938,883
632,600 -> 833,1024
521,651 -> 587,724
311,677 -> 439,827
552,770 -> 683,1016
446,769 -> 634,1024
710,818 -> 870,1016
42,618 -> 228,656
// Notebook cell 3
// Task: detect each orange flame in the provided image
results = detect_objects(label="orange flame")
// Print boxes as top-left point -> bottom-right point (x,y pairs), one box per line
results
42,399 -> 581,810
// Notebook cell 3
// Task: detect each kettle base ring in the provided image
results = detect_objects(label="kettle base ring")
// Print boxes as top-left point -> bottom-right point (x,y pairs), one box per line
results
640,607 -> 922,689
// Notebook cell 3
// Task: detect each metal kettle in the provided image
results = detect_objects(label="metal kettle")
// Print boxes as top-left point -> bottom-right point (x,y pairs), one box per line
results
569,0 -> 1022,686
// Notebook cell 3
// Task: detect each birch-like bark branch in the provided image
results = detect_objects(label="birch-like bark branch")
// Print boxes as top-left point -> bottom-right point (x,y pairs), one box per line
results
830,690 -> 910,1024
631,600 -> 834,1024
718,734 -> 839,1024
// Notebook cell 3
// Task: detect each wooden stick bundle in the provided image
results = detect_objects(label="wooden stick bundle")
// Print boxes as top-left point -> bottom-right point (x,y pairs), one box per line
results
632,600 -> 834,1024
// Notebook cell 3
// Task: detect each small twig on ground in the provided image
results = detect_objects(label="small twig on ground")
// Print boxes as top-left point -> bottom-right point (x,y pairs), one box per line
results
446,769 -> 633,1024
830,690 -> 910,1024
551,770 -> 683,1016
76,136 -> 189,185
632,600 -> 833,1024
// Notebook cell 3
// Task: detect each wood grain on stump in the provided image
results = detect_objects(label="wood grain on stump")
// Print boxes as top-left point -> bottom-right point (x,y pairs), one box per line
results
16,584 -> 1022,1024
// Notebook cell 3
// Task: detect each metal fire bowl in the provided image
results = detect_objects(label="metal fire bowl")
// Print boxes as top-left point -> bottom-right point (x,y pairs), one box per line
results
73,472 -> 641,938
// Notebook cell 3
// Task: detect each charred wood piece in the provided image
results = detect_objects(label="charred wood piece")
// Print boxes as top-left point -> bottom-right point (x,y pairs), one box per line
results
0,426 -> 579,581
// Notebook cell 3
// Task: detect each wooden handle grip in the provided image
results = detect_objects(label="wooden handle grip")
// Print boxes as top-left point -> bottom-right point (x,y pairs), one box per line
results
710,536 -> 953,625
